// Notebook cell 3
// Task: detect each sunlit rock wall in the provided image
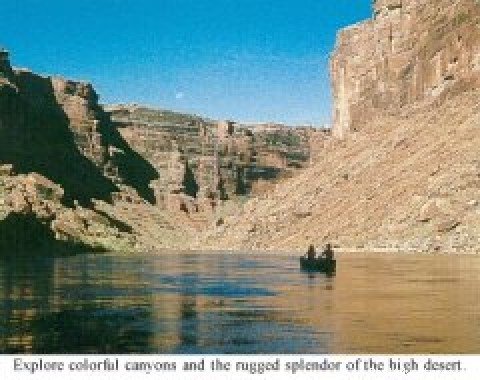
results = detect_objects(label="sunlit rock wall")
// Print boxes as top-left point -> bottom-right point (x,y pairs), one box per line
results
331,0 -> 480,137
108,106 -> 317,212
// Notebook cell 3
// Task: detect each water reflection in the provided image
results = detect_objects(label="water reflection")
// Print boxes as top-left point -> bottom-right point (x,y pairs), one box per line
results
0,255 -> 155,353
0,252 -> 479,353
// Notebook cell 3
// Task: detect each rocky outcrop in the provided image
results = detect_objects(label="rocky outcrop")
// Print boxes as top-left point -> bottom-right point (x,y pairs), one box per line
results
199,89 -> 480,253
1,55 -> 115,205
331,0 -> 480,137
0,167 -> 136,252
108,105 -> 320,213
0,51 -> 158,206
0,51 -> 158,253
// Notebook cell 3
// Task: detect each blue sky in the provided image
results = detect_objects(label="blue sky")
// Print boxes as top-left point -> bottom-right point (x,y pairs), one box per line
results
0,0 -> 371,125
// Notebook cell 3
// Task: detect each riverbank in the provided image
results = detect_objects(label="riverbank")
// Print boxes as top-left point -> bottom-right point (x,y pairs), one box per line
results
129,246 -> 480,257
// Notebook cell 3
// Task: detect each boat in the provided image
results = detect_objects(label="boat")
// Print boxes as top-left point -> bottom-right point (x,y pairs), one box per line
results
300,256 -> 336,272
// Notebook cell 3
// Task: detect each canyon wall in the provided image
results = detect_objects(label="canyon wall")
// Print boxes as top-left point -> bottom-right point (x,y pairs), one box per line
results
0,50 -> 158,206
108,105 -> 319,214
331,0 -> 480,137
201,0 -> 480,253
0,50 -> 158,251
0,49 -> 319,252
1,58 -> 115,205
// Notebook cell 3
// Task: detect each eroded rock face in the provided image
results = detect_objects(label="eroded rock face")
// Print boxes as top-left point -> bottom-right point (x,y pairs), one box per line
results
0,54 -> 116,205
198,89 -> 480,253
197,0 -> 480,253
0,49 -> 14,80
0,51 -> 158,206
0,169 -> 136,252
331,0 -> 480,137
108,105 -> 320,212
50,77 -> 108,166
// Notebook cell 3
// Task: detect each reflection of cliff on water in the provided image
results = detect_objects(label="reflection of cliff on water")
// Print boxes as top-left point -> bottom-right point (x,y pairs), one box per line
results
0,254 -> 54,352
0,254 -> 155,353
147,254 -> 326,354
272,254 -> 480,353
328,255 -> 480,353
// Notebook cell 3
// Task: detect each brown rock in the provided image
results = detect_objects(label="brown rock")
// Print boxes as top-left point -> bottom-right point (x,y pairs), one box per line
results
0,164 -> 13,176
436,219 -> 461,233
331,0 -> 480,138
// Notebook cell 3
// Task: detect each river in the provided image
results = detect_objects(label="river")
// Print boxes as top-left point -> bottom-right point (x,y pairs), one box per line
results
0,252 -> 479,353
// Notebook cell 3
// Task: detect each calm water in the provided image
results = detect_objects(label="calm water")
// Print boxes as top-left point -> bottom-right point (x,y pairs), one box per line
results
0,252 -> 479,354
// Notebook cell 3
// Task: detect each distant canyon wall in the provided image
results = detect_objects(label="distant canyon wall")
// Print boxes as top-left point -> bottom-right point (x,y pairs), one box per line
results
331,0 -> 480,137
108,106 -> 321,213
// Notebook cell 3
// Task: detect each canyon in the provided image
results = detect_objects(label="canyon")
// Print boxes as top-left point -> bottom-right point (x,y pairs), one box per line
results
1,0 -> 479,254
0,48 -> 318,252
201,0 -> 480,253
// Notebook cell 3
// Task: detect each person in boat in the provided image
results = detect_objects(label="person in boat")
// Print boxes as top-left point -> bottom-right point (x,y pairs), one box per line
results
306,244 -> 316,260
321,243 -> 334,261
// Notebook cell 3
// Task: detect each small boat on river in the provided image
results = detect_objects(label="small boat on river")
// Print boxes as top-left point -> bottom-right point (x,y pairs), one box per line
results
299,257 -> 336,273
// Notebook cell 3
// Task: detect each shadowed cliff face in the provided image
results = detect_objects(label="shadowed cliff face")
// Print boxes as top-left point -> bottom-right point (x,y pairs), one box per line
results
0,72 -> 117,206
97,112 -> 159,204
47,76 -> 159,204
0,54 -> 159,206
0,213 -> 94,254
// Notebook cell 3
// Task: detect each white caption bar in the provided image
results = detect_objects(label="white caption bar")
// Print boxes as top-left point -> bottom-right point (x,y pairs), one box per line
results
0,355 -> 477,380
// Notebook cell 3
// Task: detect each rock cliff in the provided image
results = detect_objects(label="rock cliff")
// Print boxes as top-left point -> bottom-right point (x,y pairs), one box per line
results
200,0 -> 480,253
331,0 -> 480,137
0,50 -> 315,253
1,51 -> 159,207
0,50 -> 157,252
4,0 -> 479,254
108,105 -> 318,213
200,88 -> 480,253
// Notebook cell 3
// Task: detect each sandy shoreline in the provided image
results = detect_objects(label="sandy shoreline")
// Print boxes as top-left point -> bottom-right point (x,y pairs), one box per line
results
112,247 -> 480,256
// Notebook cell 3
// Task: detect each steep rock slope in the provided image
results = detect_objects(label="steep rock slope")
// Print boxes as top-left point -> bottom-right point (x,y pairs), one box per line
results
199,90 -> 480,253
0,50 -> 156,252
199,0 -> 480,253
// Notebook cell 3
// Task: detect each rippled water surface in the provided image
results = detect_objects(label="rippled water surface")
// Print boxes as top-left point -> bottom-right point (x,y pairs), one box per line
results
0,252 -> 479,353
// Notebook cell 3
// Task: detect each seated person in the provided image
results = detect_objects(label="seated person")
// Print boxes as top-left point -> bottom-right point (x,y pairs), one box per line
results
322,243 -> 334,260
306,244 -> 316,260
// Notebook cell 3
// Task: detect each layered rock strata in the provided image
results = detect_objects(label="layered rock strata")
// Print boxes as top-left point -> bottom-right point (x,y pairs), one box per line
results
108,105 -> 320,213
331,0 -> 480,137
0,49 -> 317,252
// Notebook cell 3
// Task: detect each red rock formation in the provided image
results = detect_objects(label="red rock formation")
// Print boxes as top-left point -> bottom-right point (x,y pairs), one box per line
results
1,50 -> 158,206
108,106 -> 317,213
331,0 -> 480,137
